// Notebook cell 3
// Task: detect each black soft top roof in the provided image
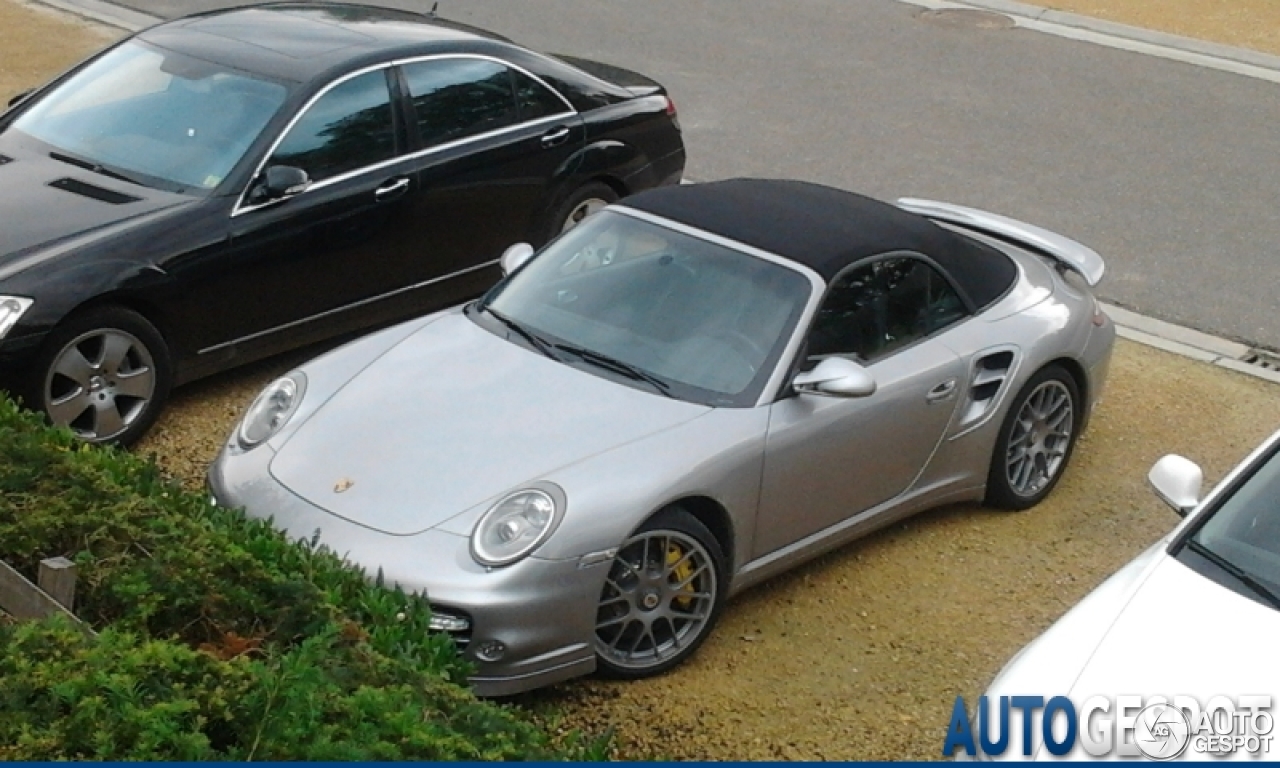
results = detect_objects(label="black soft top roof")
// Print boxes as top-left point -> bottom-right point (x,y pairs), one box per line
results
623,179 -> 1016,308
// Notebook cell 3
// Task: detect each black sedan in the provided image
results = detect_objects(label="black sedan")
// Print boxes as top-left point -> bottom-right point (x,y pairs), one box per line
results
0,2 -> 684,444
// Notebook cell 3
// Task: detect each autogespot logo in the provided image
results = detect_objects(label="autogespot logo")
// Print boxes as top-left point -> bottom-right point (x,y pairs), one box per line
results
1134,703 -> 1190,760
943,694 -> 1274,759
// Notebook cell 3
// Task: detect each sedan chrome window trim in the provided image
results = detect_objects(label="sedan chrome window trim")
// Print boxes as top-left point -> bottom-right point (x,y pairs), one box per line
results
197,258 -> 500,356
233,53 -> 579,218
608,205 -> 828,408
391,52 -> 578,115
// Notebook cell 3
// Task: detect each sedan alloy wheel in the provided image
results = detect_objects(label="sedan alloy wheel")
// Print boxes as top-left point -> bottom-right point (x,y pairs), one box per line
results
33,306 -> 172,446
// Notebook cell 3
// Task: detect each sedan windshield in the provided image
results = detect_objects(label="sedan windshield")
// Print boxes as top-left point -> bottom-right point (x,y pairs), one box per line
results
1182,442 -> 1280,610
11,41 -> 288,193
480,211 -> 813,407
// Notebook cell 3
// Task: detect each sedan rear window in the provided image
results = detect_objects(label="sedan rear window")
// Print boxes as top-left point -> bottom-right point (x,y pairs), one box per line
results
402,58 -> 518,147
11,41 -> 287,193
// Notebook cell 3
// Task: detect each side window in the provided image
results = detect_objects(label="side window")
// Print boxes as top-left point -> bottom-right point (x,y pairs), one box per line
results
270,70 -> 395,182
806,257 -> 967,364
402,58 -> 517,147
514,70 -> 569,120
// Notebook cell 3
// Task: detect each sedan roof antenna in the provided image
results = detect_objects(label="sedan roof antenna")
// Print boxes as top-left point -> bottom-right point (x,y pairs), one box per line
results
427,2 -> 439,18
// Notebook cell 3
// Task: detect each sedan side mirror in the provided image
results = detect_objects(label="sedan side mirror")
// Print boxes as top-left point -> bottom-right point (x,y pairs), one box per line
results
6,88 -> 34,109
793,357 -> 877,398
1148,454 -> 1203,517
500,242 -> 535,276
255,165 -> 311,202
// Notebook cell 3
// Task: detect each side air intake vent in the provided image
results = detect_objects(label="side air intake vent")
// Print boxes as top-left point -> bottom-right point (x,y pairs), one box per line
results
954,347 -> 1018,433
48,177 -> 140,205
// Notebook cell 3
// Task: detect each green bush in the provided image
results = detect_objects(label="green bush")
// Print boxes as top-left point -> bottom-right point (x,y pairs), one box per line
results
0,397 -> 605,760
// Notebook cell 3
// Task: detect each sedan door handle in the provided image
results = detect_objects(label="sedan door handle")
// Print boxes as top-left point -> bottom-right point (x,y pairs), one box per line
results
926,379 -> 958,403
374,177 -> 411,202
540,126 -> 571,148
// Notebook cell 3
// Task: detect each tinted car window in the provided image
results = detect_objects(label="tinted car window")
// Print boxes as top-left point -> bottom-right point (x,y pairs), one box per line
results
514,70 -> 569,120
402,58 -> 518,146
271,70 -> 395,182
806,257 -> 966,364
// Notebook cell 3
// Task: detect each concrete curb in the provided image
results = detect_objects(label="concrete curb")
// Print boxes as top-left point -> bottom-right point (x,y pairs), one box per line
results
17,0 -> 1280,388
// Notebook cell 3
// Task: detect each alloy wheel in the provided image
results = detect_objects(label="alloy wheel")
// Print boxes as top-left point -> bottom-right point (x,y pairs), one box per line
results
44,328 -> 156,442
1004,379 -> 1074,497
594,529 -> 718,672
560,197 -> 609,234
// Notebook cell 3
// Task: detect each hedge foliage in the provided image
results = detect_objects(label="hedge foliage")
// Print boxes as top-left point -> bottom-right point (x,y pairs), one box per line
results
0,396 -> 605,760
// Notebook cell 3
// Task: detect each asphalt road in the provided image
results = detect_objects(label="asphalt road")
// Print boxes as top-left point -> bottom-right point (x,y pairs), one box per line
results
110,0 -> 1280,350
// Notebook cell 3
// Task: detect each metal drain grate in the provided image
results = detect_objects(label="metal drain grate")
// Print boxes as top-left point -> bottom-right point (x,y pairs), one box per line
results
1242,349 -> 1280,371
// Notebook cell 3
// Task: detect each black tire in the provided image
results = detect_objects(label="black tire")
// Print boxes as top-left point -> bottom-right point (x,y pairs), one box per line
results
594,507 -> 728,680
985,363 -> 1081,510
539,181 -> 619,245
28,305 -> 172,447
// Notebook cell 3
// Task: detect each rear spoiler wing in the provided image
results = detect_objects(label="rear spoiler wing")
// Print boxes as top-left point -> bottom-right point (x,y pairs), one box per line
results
895,198 -> 1105,287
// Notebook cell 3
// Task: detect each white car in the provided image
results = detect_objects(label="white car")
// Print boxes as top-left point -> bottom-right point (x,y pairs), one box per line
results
971,427 -> 1280,761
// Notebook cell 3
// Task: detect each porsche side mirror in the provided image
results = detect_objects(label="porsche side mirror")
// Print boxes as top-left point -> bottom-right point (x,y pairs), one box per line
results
500,242 -> 535,276
256,165 -> 311,202
1148,454 -> 1203,517
6,88 -> 33,109
793,357 -> 877,398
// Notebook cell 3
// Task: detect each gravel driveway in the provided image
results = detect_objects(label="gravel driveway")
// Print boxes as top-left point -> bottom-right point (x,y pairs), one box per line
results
6,0 -> 1280,758
136,339 -> 1280,760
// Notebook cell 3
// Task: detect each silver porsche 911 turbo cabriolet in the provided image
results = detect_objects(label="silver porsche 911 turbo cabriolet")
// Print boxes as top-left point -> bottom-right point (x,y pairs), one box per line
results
209,178 -> 1115,695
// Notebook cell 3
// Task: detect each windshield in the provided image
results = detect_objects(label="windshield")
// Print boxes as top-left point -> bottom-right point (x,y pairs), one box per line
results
11,41 -> 288,193
1181,441 -> 1280,609
479,211 -> 814,407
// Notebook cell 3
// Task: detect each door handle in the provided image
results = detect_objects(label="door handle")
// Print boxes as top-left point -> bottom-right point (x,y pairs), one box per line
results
926,379 -> 958,403
374,177 -> 411,202
540,126 -> 571,148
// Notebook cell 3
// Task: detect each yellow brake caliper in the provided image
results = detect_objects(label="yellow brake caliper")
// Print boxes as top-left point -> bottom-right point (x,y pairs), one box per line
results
667,543 -> 696,609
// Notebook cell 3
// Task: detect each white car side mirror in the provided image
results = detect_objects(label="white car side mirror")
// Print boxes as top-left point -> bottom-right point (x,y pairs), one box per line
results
1148,454 -> 1203,517
500,242 -> 535,276
793,357 -> 877,398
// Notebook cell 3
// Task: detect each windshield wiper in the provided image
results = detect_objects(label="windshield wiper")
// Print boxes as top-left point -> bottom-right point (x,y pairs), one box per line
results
1186,539 -> 1280,611
552,342 -> 674,398
483,307 -> 560,361
49,151 -> 146,187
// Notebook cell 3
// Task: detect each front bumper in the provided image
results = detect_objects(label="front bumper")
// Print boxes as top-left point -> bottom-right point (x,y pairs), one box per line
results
207,441 -> 602,697
0,331 -> 44,398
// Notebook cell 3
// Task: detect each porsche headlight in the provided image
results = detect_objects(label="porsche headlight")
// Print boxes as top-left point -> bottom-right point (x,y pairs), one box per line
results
0,296 -> 33,339
471,487 -> 564,567
237,372 -> 306,450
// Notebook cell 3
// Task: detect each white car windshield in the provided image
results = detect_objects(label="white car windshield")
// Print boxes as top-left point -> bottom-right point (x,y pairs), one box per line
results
481,210 -> 813,407
1187,444 -> 1280,608
11,41 -> 288,193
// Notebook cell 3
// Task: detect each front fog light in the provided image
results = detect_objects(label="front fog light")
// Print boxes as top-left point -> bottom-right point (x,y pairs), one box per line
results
428,612 -> 471,633
473,640 -> 506,662
0,296 -> 34,339
237,372 -> 306,449
471,486 -> 564,567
